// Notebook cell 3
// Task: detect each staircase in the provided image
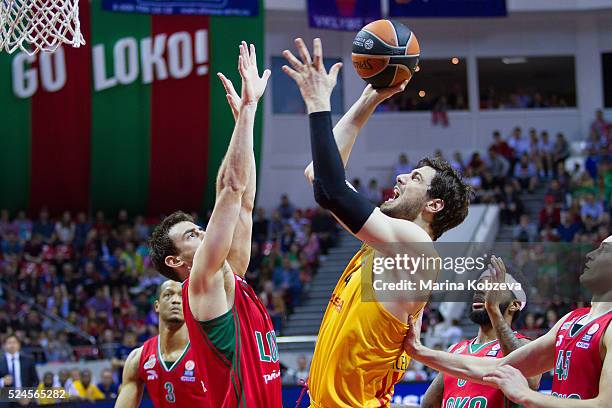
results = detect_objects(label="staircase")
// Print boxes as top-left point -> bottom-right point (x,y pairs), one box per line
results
284,230 -> 361,336
459,185 -> 548,339
495,187 -> 547,242
278,231 -> 361,354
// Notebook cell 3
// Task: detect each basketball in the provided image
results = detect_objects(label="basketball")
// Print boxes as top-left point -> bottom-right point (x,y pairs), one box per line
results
351,19 -> 420,88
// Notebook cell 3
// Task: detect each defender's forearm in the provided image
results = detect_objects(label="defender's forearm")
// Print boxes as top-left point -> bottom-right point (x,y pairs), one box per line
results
219,104 -> 257,193
520,389 -> 602,408
411,344 -> 500,384
489,311 -> 525,358
489,312 -> 541,389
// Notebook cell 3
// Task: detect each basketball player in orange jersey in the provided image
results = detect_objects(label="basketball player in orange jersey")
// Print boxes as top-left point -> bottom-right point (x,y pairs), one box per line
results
404,236 -> 612,408
148,43 -> 283,407
115,280 -> 209,407
282,37 -> 472,407
421,256 -> 540,408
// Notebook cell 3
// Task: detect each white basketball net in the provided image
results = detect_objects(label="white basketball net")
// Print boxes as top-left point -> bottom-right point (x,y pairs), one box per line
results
0,0 -> 85,55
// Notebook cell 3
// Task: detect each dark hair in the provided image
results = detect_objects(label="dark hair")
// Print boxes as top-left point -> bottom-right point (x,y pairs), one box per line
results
149,211 -> 194,281
3,334 -> 19,345
417,157 -> 472,240
511,305 -> 522,325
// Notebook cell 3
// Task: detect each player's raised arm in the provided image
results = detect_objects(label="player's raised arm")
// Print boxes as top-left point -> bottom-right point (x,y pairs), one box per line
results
484,326 -> 612,407
216,46 -> 264,277
404,311 -> 561,385
190,43 -> 269,290
114,347 -> 144,408
283,38 -> 422,247
303,83 -> 408,184
484,256 -> 541,390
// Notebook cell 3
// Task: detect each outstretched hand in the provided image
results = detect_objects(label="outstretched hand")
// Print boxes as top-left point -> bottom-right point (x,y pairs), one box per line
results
361,82 -> 409,105
484,255 -> 506,312
403,312 -> 424,356
217,72 -> 240,121
282,38 -> 342,114
239,41 -> 271,107
217,41 -> 270,117
483,365 -> 530,404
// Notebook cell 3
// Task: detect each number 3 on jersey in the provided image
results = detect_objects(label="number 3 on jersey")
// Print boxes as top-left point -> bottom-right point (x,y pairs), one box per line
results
555,350 -> 572,380
164,382 -> 175,403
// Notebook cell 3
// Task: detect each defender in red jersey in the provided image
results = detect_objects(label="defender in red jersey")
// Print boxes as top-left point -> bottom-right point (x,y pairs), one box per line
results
421,256 -> 539,408
115,280 -> 209,408
404,236 -> 612,408
148,42 -> 282,408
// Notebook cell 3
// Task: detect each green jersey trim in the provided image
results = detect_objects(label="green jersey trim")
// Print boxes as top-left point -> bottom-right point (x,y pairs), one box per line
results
198,308 -> 236,365
157,340 -> 190,372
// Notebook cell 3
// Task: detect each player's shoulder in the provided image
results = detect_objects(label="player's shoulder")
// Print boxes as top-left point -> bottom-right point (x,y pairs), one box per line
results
559,308 -> 589,326
448,339 -> 470,353
127,345 -> 145,364
123,346 -> 145,380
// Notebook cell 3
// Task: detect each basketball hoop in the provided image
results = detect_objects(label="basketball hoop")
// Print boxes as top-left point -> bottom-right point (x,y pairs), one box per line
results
0,0 -> 85,55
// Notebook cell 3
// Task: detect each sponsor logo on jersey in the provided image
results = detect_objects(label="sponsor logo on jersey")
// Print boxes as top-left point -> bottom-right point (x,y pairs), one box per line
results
454,344 -> 467,354
263,369 -> 281,384
556,335 -> 564,347
144,355 -> 156,370
581,334 -> 593,342
491,344 -> 501,351
330,294 -> 344,313
576,341 -> 590,349
561,319 -> 577,331
457,379 -> 467,387
181,362 -> 195,382
147,370 -> 158,380
486,349 -> 500,357
587,323 -> 600,335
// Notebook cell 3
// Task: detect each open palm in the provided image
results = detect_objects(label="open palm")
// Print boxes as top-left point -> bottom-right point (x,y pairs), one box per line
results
238,41 -> 270,106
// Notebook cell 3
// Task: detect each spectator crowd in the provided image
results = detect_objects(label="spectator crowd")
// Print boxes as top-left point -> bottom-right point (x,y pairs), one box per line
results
0,194 -> 338,401
1,108 -> 610,392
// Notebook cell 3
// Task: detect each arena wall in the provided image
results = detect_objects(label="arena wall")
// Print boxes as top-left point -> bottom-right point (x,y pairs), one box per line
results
258,9 -> 612,208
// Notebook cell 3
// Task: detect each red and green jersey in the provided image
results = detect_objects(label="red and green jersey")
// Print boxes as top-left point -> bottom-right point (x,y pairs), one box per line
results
138,335 -> 210,407
552,307 -> 612,400
182,274 -> 282,407
443,334 -> 528,408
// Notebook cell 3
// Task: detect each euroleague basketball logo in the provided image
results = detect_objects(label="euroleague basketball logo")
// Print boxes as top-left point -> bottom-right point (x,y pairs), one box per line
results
364,39 -> 374,50
144,355 -> 156,370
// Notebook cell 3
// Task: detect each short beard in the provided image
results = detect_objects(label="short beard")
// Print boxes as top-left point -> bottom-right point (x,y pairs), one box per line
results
469,302 -> 510,326
380,195 -> 424,221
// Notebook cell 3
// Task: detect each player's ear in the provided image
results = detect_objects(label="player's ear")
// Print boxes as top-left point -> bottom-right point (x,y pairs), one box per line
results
165,255 -> 183,269
425,198 -> 444,214
154,300 -> 160,313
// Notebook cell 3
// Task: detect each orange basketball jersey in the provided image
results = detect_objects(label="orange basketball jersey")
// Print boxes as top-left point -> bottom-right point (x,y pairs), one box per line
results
308,245 -> 420,408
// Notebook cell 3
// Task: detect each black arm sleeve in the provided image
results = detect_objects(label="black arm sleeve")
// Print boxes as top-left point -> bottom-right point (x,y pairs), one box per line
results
309,111 -> 375,234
